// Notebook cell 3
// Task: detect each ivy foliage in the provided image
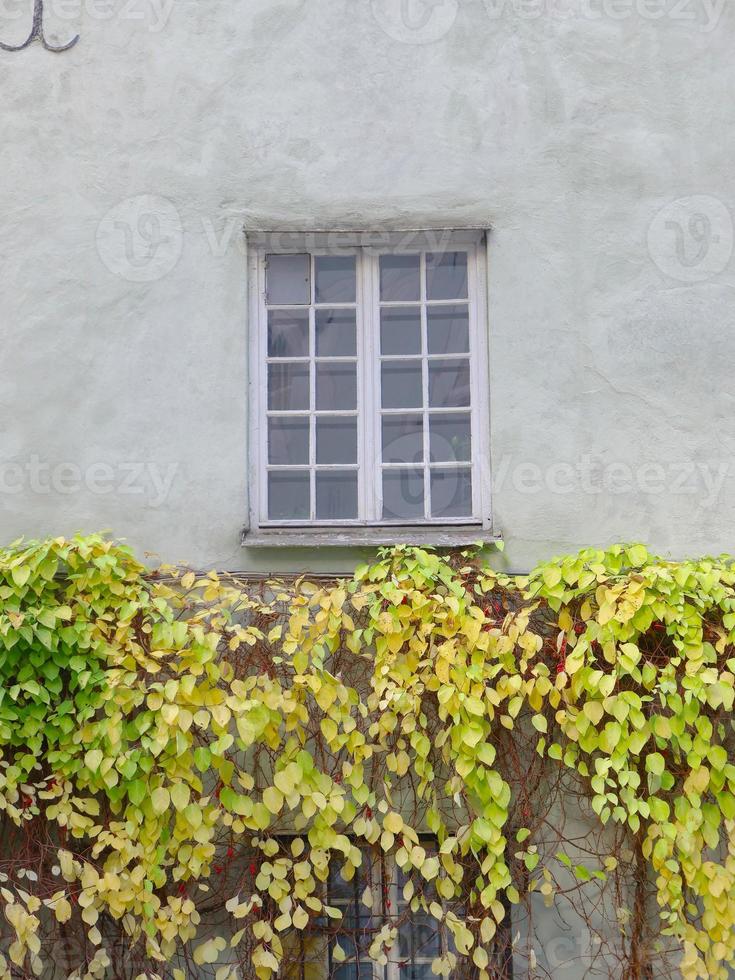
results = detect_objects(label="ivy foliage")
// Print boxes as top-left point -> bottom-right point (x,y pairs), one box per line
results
0,535 -> 733,979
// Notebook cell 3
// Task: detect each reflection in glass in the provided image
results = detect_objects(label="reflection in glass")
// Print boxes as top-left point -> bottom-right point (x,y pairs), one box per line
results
268,471 -> 309,520
266,253 -> 310,305
316,417 -> 357,464
430,468 -> 473,518
425,251 -> 468,300
316,363 -> 357,410
380,307 -> 422,356
429,414 -> 471,462
316,309 -> 357,356
268,417 -> 309,465
383,469 -> 424,520
315,255 -> 356,303
267,310 -> 309,358
428,359 -> 470,407
268,363 -> 309,411
379,253 -> 420,301
316,471 -> 358,520
382,415 -> 423,464
427,304 -> 469,354
381,360 -> 423,409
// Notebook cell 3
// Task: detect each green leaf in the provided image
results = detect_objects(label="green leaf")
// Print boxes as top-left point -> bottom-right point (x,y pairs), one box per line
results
646,753 -> 665,776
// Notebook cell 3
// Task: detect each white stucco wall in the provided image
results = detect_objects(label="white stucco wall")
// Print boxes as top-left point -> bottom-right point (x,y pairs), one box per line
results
2,0 -> 734,572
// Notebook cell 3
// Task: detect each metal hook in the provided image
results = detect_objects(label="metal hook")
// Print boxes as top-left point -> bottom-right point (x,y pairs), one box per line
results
0,0 -> 79,53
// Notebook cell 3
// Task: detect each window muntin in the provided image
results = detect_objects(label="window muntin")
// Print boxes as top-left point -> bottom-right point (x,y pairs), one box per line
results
280,841 -> 513,979
253,235 -> 490,531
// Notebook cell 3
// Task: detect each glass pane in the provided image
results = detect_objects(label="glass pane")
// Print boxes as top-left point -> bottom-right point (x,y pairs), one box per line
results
329,874 -> 357,903
426,250 -> 468,300
381,307 -> 422,356
316,309 -> 357,356
268,362 -> 309,411
267,310 -> 309,358
268,417 -> 309,465
315,255 -> 356,303
399,966 -> 436,980
398,914 -> 442,961
383,469 -> 424,520
430,414 -> 471,462
316,363 -> 357,410
317,417 -> 357,464
428,359 -> 470,407
380,254 -> 420,301
266,253 -> 310,305
268,471 -> 310,520
381,360 -> 423,409
430,468 -> 473,518
333,962 -> 375,980
427,304 -> 469,354
382,415 -> 423,464
316,471 -> 358,520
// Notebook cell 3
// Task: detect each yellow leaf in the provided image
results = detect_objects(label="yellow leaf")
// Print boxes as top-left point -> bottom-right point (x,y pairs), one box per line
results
84,749 -> 103,772
384,812 -> 403,834
171,783 -> 190,812
263,786 -> 284,815
583,701 -> 604,725
292,906 -> 309,930
151,787 -> 170,814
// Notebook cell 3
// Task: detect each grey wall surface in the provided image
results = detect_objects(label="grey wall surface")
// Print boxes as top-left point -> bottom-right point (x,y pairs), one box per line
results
1,0 -> 734,573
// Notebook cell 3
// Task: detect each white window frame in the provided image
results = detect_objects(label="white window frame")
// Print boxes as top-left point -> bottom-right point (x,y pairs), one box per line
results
245,231 -> 494,547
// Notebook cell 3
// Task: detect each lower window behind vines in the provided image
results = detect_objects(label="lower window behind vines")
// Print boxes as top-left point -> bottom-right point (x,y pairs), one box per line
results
282,842 -> 513,979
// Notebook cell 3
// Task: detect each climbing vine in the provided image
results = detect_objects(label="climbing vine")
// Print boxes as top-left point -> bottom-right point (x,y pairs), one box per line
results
0,534 -> 733,978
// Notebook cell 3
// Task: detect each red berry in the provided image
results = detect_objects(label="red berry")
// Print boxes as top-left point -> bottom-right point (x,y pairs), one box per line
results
249,863 -> 257,875
227,847 -> 234,859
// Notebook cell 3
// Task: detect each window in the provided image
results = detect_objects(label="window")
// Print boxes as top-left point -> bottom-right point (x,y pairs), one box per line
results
281,841 -> 513,980
247,232 -> 492,542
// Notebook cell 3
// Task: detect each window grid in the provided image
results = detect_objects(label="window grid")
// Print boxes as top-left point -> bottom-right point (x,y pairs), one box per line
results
253,237 -> 491,531
279,840 -> 512,980
265,251 -> 361,523
376,253 -> 473,523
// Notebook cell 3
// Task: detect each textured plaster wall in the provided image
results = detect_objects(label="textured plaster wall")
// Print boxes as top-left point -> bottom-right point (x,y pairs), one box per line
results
1,0 -> 734,573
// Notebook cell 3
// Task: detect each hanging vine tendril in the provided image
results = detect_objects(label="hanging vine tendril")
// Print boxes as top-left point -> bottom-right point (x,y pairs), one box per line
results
0,535 -> 733,979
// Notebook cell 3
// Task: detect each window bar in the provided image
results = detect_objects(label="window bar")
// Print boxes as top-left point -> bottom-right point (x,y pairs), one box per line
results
420,252 -> 431,520
309,255 -> 316,522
